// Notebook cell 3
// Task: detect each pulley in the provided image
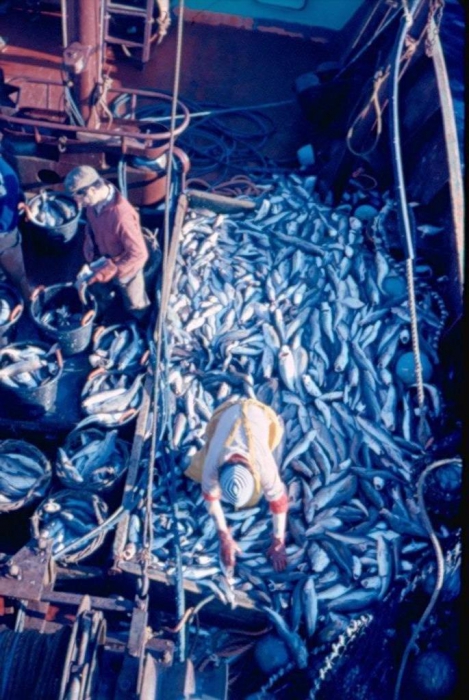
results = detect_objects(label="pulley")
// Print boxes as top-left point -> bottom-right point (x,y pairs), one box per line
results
59,595 -> 106,700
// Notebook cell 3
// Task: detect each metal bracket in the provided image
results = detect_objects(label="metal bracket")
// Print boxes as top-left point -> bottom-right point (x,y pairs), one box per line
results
63,42 -> 93,75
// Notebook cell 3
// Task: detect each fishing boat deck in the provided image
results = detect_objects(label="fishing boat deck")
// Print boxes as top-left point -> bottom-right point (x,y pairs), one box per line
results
0,3 -> 464,697
0,3 -> 330,436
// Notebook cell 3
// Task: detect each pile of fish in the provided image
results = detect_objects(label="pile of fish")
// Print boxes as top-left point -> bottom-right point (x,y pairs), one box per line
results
27,191 -> 78,229
40,304 -> 85,331
0,439 -> 51,511
79,367 -> 145,428
31,488 -> 108,562
0,343 -> 60,389
33,284 -> 95,334
55,427 -> 129,492
0,299 -> 10,327
0,285 -> 22,330
126,172 -> 460,670
89,322 -> 149,372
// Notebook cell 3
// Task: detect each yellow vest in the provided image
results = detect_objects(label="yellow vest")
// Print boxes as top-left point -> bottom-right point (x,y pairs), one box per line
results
184,397 -> 283,509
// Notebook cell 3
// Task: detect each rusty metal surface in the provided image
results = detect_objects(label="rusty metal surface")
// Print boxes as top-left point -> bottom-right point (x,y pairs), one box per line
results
117,560 -> 267,630
0,541 -> 55,601
41,590 -> 134,613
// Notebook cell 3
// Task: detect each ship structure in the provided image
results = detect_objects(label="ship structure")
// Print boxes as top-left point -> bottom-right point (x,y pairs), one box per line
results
0,1 -> 464,699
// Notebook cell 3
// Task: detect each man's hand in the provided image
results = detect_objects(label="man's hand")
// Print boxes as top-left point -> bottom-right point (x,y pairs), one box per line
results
267,536 -> 287,572
218,529 -> 241,569
88,259 -> 117,284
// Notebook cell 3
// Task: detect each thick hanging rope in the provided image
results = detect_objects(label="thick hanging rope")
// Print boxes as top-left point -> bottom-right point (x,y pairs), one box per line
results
393,457 -> 462,700
389,0 -> 427,433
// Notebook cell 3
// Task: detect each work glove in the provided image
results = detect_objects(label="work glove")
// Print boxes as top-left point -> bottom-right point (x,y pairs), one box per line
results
88,259 -> 118,285
218,529 -> 241,569
267,536 -> 287,572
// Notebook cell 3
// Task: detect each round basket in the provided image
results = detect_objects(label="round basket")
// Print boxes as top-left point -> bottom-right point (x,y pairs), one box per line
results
0,341 -> 63,416
31,489 -> 109,564
30,283 -> 97,356
26,191 -> 80,244
0,439 -> 52,513
0,281 -> 24,348
56,427 -> 129,493
80,368 -> 145,428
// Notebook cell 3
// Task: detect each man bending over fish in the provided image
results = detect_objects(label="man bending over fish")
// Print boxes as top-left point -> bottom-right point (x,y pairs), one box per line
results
64,165 -> 150,322
185,397 -> 289,572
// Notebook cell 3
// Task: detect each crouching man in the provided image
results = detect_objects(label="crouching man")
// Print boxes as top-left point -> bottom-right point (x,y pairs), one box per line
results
64,165 -> 150,322
185,397 -> 289,572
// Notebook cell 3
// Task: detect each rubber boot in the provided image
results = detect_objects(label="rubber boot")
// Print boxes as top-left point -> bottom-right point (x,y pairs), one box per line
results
0,240 -> 33,301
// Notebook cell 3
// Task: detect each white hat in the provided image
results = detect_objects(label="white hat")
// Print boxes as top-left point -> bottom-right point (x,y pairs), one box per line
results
219,462 -> 254,508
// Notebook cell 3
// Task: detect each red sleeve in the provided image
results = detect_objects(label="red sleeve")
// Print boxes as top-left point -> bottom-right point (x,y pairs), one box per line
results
113,211 -> 149,282
83,225 -> 95,263
202,491 -> 220,502
268,492 -> 289,514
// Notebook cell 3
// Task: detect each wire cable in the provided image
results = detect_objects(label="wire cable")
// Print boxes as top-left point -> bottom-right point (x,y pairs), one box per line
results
393,457 -> 462,700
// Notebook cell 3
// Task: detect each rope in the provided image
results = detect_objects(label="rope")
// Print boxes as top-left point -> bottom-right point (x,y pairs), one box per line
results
393,458 -> 462,700
140,2 -> 188,664
111,93 -> 295,184
144,0 -> 186,564
346,67 -> 389,157
425,0 -> 445,56
96,74 -> 114,128
255,661 -> 296,699
0,626 -> 72,700
389,0 -> 427,426
51,504 -> 127,561
334,4 -> 403,82
405,258 -> 425,410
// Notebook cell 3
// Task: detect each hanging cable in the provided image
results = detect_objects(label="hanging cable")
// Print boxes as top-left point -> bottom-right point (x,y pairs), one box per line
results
393,457 -> 462,700
141,0 -> 188,663
388,0 -> 427,436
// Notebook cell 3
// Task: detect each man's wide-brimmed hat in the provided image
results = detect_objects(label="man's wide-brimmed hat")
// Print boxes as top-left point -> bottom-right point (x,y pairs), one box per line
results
64,165 -> 100,194
219,462 -> 254,509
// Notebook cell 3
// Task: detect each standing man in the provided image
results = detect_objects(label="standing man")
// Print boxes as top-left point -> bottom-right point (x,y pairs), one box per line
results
185,397 -> 289,572
64,165 -> 150,321
0,148 -> 32,300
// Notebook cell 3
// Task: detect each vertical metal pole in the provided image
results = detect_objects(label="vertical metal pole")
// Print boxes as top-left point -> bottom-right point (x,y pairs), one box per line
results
65,0 -> 103,127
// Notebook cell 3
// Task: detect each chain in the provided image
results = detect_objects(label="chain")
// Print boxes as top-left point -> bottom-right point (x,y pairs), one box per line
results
308,614 -> 373,698
425,0 -> 445,56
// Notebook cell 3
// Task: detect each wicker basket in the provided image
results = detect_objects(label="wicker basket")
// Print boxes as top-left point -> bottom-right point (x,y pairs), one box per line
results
55,427 -> 129,493
0,439 -> 52,514
31,489 -> 109,564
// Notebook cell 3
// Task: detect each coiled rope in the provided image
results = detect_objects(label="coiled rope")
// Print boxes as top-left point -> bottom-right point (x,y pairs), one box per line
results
110,92 -> 297,189
0,626 -> 72,700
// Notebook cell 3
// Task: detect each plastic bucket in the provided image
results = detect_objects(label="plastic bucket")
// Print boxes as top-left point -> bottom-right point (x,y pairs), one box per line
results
0,341 -> 63,417
26,191 -> 80,244
0,281 -> 23,348
30,283 -> 97,356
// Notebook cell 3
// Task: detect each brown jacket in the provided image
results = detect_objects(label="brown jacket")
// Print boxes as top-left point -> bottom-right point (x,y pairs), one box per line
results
84,186 -> 148,282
